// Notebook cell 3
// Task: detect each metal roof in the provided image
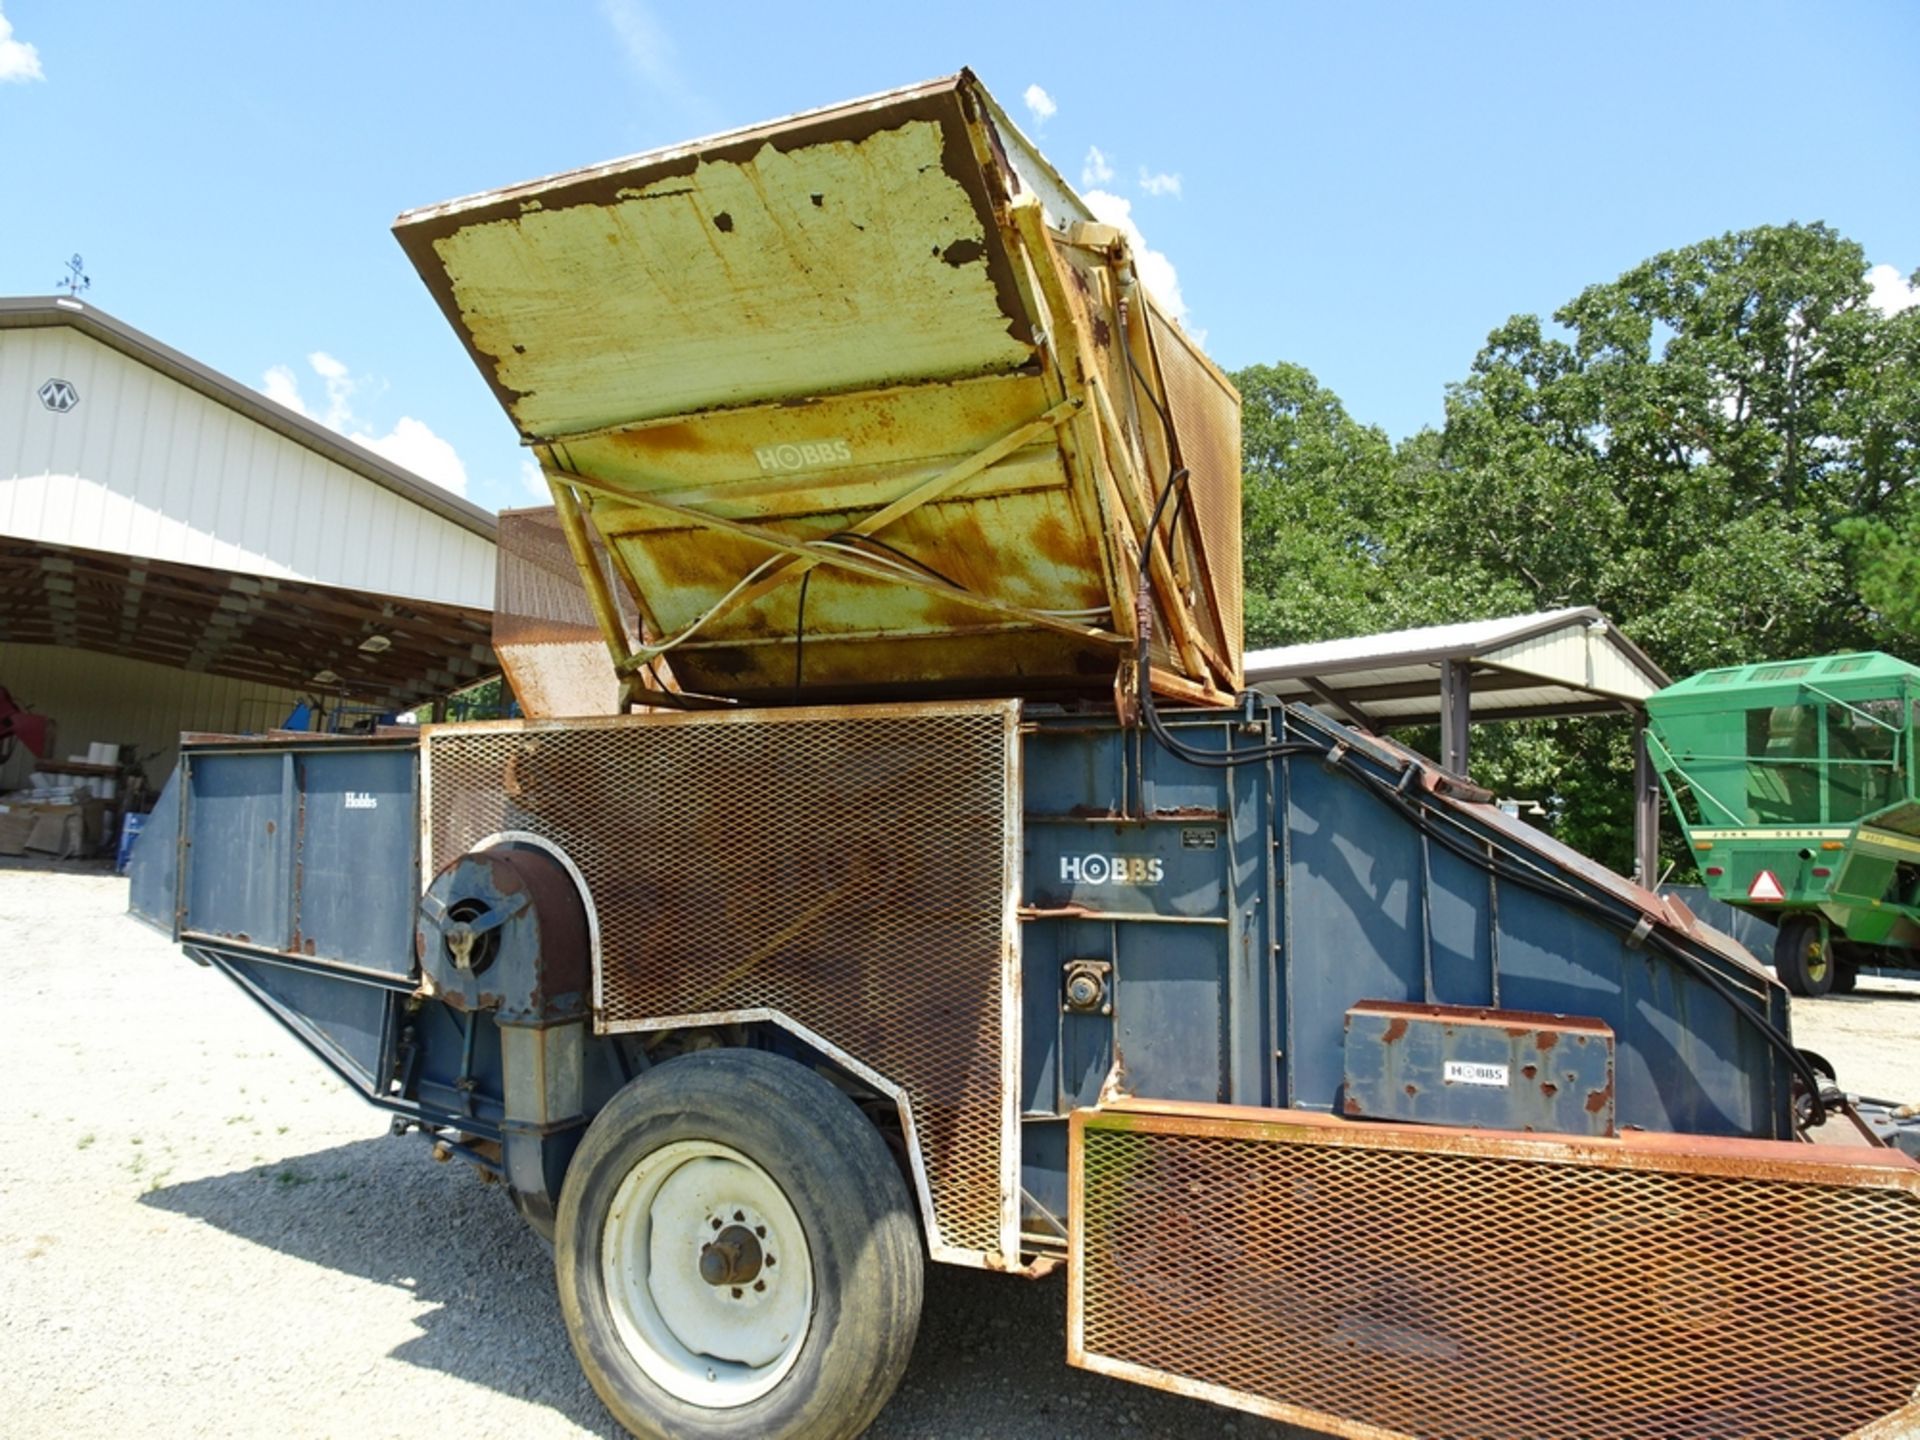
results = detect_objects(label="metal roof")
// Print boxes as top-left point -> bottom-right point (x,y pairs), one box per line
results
1244,608 -> 1671,726
0,296 -> 496,538
2,297 -> 496,706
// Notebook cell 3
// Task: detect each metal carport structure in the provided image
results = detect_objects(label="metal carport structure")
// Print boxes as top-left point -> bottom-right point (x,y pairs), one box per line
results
1243,608 -> 1671,885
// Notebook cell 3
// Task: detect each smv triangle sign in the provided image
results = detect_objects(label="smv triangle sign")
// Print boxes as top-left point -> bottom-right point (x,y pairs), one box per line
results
1749,870 -> 1786,902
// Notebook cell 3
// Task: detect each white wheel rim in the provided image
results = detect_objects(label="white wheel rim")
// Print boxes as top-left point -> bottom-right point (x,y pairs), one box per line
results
601,1139 -> 814,1408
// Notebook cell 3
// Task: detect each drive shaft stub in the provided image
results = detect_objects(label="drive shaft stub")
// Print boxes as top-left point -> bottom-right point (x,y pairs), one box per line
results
700,1224 -> 765,1288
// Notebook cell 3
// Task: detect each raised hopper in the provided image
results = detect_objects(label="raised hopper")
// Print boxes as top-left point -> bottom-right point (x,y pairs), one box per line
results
397,71 -> 1241,711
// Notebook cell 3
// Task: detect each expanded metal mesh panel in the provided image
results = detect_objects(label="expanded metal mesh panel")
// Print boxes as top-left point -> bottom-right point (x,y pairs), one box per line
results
1150,310 -> 1243,673
425,702 -> 1015,1257
1074,1109 -> 1920,1440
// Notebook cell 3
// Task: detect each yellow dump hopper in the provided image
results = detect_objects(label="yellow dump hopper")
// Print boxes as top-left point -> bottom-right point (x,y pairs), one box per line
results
398,72 -> 1241,710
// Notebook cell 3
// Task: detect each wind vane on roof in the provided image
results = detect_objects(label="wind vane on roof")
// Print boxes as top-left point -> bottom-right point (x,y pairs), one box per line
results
57,254 -> 90,298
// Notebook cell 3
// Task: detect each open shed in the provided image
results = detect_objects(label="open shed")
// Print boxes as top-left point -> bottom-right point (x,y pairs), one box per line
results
1,296 -> 497,797
1243,608 -> 1671,883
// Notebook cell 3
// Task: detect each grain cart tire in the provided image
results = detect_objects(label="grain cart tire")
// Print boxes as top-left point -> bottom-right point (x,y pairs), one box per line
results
1774,915 -> 1834,998
555,1048 -> 923,1440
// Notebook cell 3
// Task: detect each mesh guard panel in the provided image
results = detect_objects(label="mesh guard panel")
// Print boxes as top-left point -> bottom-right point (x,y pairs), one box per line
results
1071,1103 -> 1920,1440
424,700 -> 1018,1259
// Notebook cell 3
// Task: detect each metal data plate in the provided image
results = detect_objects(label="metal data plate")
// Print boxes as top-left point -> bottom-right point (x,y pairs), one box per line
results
1344,1000 -> 1615,1137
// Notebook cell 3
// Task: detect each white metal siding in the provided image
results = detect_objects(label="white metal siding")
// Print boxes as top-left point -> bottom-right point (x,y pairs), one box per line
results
0,328 -> 495,610
1485,630 -> 1659,703
0,641 -> 308,792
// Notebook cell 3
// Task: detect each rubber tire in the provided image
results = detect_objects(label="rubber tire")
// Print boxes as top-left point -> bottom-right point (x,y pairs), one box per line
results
1833,959 -> 1859,994
556,1049 -> 924,1440
1774,915 -> 1834,998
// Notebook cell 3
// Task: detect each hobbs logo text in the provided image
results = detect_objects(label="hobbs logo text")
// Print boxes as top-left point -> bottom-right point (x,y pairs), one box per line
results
344,792 -> 379,810
755,439 -> 852,473
1060,854 -> 1164,885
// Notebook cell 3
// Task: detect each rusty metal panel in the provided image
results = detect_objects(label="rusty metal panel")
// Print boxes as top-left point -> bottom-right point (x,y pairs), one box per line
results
493,507 -> 639,718
421,701 -> 1019,1261
1070,1100 -> 1920,1440
397,72 -> 1240,710
1343,1001 -> 1615,1136
1147,297 -> 1243,683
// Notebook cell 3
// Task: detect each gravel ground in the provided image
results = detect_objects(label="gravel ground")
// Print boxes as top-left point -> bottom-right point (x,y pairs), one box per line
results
3,863 -> 1913,1440
0,863 -> 1306,1440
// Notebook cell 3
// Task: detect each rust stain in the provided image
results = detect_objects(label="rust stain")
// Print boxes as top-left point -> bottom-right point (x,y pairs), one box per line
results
1344,1096 -> 1364,1115
1536,1030 -> 1560,1053
265,819 -> 275,836
1586,1087 -> 1612,1115
1380,1018 -> 1408,1046
1541,1082 -> 1559,1097
1403,1084 -> 1418,1098
1522,1064 -> 1538,1080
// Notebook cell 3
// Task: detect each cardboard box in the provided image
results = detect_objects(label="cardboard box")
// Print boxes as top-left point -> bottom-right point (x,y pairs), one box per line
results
0,807 -> 33,857
25,805 -> 82,858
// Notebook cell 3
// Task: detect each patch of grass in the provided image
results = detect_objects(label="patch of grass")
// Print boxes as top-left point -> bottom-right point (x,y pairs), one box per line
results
76,1133 -> 95,1150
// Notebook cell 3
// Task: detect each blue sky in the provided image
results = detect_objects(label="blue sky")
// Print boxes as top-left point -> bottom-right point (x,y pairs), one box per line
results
2,2 -> 1914,513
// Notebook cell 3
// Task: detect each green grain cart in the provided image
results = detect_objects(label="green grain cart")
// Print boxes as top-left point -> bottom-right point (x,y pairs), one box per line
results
1646,651 -> 1920,995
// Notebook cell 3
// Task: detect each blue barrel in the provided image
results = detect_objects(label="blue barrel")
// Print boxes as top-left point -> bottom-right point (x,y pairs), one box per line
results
115,811 -> 147,875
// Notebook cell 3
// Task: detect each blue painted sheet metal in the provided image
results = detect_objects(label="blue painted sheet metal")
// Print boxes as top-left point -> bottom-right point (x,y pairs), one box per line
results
127,767 -> 182,935
293,748 -> 419,975
1022,700 -> 1792,1145
1343,1000 -> 1616,1135
174,738 -> 422,977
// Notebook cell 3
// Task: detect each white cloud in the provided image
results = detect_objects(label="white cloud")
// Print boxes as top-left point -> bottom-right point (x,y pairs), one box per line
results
1084,189 -> 1189,329
307,349 -> 355,430
355,417 -> 469,497
261,365 -> 308,417
0,6 -> 44,83
1867,263 -> 1919,317
601,0 -> 709,122
521,458 -> 550,503
1081,145 -> 1114,189
1023,84 -> 1056,124
1138,168 -> 1182,198
258,354 -> 470,497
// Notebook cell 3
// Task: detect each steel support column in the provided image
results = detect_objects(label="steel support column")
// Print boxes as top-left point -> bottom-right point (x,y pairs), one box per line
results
1440,660 -> 1473,777
1634,709 -> 1660,887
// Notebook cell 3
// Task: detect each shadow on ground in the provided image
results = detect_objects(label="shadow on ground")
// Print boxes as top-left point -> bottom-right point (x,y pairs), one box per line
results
145,1136 -> 1303,1440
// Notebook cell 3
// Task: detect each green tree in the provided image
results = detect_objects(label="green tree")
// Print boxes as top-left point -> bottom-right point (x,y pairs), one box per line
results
1405,224 -> 1920,677
1234,226 -> 1920,873
1236,362 -> 1460,646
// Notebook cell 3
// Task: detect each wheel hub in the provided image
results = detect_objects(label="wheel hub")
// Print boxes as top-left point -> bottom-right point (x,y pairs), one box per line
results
600,1140 -> 814,1408
699,1224 -> 764,1287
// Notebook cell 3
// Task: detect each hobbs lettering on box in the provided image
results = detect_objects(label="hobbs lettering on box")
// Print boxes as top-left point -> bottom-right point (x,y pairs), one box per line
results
1060,854 -> 1164,886
754,439 -> 852,472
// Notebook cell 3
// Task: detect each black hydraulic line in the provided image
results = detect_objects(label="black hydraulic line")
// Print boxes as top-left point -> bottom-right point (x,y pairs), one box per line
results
793,569 -> 812,698
1129,465 -> 1829,1129
825,531 -> 966,591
